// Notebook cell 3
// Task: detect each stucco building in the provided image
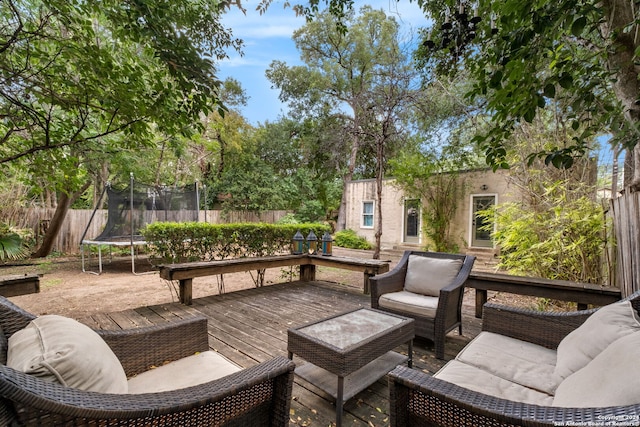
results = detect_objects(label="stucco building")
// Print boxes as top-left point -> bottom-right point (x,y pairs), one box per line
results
343,168 -> 517,255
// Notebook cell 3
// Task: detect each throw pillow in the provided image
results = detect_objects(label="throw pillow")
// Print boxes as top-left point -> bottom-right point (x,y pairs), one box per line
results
404,255 -> 463,297
7,315 -> 127,393
554,300 -> 640,380
553,331 -> 640,407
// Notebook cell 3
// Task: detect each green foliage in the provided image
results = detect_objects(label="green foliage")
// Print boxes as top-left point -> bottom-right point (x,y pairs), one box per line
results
0,223 -> 31,261
415,0 -> 632,169
276,214 -> 300,225
141,222 -> 330,263
1,0 -> 243,256
390,145 -> 477,253
295,200 -> 325,223
333,229 -> 372,250
479,186 -> 606,283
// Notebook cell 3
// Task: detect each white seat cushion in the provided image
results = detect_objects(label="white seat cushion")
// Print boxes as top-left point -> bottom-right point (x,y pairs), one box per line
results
7,315 -> 128,394
554,300 -> 640,380
378,290 -> 438,318
455,332 -> 559,395
404,255 -> 463,297
553,331 -> 640,407
434,360 -> 554,406
127,350 -> 242,394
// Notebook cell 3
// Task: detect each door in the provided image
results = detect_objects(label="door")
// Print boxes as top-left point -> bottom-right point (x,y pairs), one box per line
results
403,199 -> 420,244
471,195 -> 495,248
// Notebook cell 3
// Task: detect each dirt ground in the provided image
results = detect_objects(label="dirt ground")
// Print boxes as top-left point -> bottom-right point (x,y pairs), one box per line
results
1,247 -> 542,319
0,248 -> 399,318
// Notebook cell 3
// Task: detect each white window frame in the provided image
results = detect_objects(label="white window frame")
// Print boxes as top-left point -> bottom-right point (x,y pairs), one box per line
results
361,201 -> 374,229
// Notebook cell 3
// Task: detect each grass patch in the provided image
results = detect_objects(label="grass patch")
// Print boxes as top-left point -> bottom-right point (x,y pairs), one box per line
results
42,278 -> 63,289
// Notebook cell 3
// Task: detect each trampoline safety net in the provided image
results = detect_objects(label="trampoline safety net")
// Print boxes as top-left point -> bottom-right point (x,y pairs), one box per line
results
94,182 -> 199,242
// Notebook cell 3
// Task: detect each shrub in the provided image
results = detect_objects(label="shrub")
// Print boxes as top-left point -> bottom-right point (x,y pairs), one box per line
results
0,223 -> 31,260
333,229 -> 372,250
479,193 -> 606,284
141,222 -> 330,263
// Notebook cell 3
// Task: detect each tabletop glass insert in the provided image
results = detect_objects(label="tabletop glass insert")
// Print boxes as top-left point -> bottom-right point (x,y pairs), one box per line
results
297,309 -> 404,349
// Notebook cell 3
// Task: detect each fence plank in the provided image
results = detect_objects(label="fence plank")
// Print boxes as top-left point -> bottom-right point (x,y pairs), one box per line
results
611,192 -> 640,297
8,209 -> 290,254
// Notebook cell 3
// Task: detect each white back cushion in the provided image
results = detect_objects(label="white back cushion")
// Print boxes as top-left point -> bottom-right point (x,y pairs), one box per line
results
7,315 -> 128,394
128,350 -> 241,393
553,331 -> 640,407
554,300 -> 640,380
404,255 -> 463,297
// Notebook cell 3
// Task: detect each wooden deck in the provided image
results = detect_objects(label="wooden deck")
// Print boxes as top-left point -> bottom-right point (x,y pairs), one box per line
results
78,280 -> 482,427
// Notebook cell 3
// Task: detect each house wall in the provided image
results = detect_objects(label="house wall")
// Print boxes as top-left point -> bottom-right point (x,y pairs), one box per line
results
344,179 -> 405,249
344,169 -> 517,250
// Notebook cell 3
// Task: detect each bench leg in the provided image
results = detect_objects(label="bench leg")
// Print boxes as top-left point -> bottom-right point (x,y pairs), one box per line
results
180,278 -> 193,305
475,289 -> 487,318
363,272 -> 373,295
300,264 -> 316,281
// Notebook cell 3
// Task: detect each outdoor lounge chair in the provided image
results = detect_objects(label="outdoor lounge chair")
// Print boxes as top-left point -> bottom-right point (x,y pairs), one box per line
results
0,295 -> 295,426
370,251 -> 475,359
387,291 -> 640,426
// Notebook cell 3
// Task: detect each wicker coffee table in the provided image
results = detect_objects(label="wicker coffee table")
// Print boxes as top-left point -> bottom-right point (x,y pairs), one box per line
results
287,308 -> 415,427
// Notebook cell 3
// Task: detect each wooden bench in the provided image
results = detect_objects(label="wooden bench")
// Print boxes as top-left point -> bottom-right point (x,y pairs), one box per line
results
158,254 -> 390,305
0,274 -> 41,297
467,271 -> 622,318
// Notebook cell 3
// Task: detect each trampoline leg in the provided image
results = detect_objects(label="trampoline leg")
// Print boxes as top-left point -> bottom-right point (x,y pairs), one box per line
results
98,245 -> 103,274
131,244 -> 135,274
81,243 -> 101,275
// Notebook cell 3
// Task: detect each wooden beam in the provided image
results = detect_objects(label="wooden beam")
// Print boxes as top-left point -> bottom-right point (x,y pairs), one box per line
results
467,272 -> 622,318
158,254 -> 391,304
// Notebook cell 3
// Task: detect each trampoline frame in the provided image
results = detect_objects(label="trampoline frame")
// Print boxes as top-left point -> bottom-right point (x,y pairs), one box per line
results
80,174 -> 199,275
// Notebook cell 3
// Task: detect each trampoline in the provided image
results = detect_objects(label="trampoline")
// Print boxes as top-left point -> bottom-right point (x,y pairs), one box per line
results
81,174 -> 199,274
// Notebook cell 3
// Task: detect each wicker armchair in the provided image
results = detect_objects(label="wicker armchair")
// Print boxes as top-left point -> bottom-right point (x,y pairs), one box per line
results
388,294 -> 640,427
370,251 -> 475,359
0,296 -> 295,426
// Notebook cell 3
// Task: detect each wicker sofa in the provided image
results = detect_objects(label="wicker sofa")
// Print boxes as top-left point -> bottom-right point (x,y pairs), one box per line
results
0,296 -> 295,426
388,291 -> 640,427
370,251 -> 475,359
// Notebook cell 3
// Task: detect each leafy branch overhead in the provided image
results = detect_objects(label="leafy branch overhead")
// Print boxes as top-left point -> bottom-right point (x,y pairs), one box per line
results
415,0 -> 640,177
0,0 -> 242,165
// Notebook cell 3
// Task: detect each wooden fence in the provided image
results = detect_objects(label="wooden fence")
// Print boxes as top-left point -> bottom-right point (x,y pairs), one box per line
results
13,208 -> 290,254
610,192 -> 640,297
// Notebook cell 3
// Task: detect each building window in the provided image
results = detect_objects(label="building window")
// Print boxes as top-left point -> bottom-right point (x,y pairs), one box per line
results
362,201 -> 374,228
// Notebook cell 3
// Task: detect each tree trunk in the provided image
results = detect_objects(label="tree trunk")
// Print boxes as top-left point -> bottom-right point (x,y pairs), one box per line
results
336,128 -> 361,232
602,0 -> 640,191
33,179 -> 92,258
374,138 -> 383,260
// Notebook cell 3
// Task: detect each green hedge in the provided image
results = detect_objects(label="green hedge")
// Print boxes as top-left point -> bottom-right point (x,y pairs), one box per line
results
333,229 -> 372,250
142,222 -> 331,264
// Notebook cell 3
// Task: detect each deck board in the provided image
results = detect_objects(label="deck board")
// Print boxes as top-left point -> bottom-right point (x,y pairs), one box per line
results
79,280 -> 481,427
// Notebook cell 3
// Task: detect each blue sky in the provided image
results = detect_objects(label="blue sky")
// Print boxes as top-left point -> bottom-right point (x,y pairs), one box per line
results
218,1 -> 427,125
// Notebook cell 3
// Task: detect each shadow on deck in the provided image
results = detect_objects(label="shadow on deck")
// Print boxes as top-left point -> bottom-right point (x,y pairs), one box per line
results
79,280 -> 482,427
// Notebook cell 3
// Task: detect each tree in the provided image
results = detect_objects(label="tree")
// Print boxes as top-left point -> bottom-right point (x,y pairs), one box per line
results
388,73 -> 482,251
267,6 -> 416,257
413,0 -> 640,189
288,0 -> 640,190
1,0 -> 241,256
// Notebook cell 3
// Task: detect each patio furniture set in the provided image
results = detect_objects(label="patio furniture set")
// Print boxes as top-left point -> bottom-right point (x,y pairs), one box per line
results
388,289 -> 640,426
0,250 -> 638,426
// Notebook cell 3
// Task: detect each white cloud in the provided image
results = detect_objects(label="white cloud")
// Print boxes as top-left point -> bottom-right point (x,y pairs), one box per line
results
222,3 -> 305,40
